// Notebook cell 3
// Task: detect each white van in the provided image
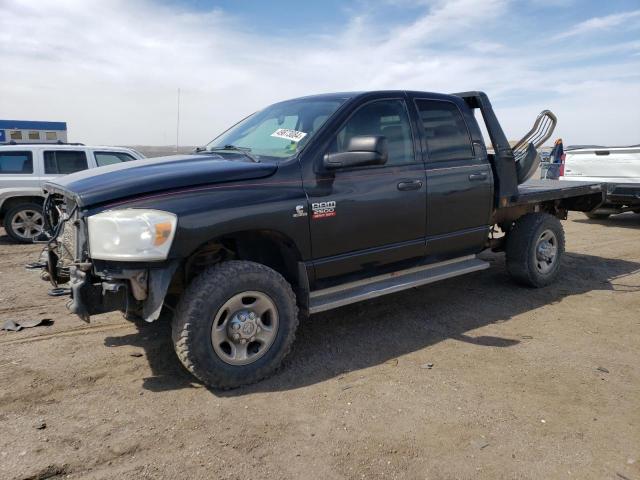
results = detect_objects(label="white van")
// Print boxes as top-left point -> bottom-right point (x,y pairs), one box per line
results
0,144 -> 144,242
559,145 -> 640,219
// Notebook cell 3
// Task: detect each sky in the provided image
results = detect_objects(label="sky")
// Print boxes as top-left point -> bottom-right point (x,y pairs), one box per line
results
1,0 -> 639,147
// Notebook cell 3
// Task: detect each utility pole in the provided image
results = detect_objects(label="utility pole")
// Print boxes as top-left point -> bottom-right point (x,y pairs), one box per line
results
176,88 -> 181,153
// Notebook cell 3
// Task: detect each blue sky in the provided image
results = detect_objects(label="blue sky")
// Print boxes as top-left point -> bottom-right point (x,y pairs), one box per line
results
1,0 -> 639,145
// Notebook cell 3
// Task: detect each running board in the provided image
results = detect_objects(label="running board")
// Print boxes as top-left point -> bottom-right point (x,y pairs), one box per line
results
309,255 -> 489,314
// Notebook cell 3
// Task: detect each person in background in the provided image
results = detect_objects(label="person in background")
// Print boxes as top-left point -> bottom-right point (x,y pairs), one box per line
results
550,138 -> 564,164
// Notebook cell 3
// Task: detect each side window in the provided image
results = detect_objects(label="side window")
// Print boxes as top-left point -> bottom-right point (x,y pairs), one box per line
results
44,150 -> 88,174
0,152 -> 33,174
332,99 -> 415,166
415,100 -> 474,162
94,151 -> 136,167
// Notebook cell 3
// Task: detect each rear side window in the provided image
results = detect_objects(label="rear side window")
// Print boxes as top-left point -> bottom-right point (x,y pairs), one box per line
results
94,151 -> 136,167
0,152 -> 33,174
415,99 -> 474,162
44,150 -> 88,174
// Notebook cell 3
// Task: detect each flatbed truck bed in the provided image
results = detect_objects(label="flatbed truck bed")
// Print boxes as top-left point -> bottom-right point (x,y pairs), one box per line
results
509,179 -> 604,206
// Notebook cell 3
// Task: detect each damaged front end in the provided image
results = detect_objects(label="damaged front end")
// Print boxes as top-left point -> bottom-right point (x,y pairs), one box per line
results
41,191 -> 179,323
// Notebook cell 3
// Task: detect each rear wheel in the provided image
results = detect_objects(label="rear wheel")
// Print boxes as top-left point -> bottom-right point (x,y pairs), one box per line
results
172,261 -> 299,389
506,213 -> 565,287
585,211 -> 610,220
3,203 -> 44,243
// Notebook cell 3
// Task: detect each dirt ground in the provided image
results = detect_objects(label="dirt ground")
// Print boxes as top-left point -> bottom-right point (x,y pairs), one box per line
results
0,212 -> 638,480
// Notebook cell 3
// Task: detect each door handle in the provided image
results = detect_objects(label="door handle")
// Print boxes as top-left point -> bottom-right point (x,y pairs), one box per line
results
468,172 -> 488,181
397,179 -> 423,191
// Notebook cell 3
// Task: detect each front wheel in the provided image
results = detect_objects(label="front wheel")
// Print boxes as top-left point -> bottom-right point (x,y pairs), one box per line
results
506,213 -> 565,288
172,261 -> 299,389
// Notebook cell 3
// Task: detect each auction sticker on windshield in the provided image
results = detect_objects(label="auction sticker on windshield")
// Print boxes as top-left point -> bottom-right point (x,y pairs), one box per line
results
271,129 -> 307,142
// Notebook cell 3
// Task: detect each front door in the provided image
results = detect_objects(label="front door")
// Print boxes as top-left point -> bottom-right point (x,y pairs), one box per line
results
413,97 -> 493,258
303,98 -> 427,281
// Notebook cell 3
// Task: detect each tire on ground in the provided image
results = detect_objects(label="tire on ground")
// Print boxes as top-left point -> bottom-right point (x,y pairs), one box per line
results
172,260 -> 299,389
3,202 -> 44,243
505,212 -> 565,288
585,211 -> 610,220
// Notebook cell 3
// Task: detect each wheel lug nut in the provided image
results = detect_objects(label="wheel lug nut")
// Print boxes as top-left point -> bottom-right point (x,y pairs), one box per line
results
232,333 -> 240,341
240,338 -> 247,344
232,324 -> 240,330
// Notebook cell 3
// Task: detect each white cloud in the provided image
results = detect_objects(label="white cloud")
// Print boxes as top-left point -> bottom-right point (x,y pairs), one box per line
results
0,0 -> 638,146
554,9 -> 640,40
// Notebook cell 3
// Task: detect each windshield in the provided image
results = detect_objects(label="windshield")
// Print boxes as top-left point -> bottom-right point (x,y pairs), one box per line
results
206,98 -> 346,160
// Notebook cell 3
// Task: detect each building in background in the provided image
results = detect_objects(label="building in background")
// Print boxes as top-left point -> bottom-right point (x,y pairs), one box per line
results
0,120 -> 68,144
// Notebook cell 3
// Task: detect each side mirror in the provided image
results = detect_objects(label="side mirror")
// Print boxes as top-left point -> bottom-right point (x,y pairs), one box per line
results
323,135 -> 388,169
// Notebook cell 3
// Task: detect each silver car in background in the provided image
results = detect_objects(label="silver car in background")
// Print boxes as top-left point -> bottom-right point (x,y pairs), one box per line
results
0,144 -> 144,242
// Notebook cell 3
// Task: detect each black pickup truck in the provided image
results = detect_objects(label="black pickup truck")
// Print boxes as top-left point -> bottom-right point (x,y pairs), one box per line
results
40,91 -> 604,388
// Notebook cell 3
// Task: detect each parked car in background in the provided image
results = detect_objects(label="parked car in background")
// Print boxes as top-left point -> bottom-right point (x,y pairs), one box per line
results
539,150 -> 551,163
0,144 -> 144,242
559,145 -> 640,219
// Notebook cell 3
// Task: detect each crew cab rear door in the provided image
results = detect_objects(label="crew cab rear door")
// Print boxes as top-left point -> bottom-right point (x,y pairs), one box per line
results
301,96 -> 427,281
410,95 -> 493,257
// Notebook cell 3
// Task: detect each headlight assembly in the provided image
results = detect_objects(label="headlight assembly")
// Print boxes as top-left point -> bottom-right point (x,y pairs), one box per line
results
87,209 -> 177,261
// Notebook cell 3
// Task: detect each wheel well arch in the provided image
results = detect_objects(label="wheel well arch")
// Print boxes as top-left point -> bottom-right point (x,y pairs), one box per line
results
0,195 -> 45,222
178,229 -> 308,304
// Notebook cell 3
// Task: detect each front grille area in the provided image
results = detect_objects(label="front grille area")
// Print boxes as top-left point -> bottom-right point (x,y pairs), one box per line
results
59,217 -> 77,265
45,193 -> 80,267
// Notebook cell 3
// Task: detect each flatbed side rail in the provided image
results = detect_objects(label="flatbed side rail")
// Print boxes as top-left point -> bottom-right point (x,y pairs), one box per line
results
505,179 -> 604,210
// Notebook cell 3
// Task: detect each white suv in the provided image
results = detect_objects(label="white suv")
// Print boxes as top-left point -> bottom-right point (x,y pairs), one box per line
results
0,144 -> 144,242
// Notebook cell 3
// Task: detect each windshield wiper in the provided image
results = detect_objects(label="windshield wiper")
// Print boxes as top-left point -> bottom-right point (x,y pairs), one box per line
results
208,144 -> 259,162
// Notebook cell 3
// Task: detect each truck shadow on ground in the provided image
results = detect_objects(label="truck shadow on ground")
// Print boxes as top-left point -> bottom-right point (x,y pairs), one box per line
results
573,212 -> 640,230
104,251 -> 640,395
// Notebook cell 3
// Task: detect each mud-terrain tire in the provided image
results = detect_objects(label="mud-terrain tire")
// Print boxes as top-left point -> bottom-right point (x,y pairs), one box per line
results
172,261 -> 299,389
3,202 -> 44,243
506,213 -> 565,288
585,211 -> 611,220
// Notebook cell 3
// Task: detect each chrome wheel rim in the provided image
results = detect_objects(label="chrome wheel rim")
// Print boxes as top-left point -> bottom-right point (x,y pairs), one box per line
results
11,209 -> 44,240
535,229 -> 558,274
211,291 -> 279,366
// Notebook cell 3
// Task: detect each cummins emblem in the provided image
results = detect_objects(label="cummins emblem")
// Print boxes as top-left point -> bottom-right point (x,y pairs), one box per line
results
311,201 -> 336,219
292,205 -> 308,218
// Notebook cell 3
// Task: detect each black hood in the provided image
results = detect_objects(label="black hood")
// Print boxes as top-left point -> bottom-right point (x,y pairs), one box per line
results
44,153 -> 278,207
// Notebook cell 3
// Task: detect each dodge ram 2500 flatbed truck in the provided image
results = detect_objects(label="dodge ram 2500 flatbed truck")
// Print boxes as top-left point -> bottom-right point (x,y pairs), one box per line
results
39,91 -> 604,389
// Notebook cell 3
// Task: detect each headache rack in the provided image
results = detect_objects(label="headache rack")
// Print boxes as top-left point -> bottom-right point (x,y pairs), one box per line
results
510,110 -> 557,183
512,110 -> 557,162
455,91 -> 559,206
